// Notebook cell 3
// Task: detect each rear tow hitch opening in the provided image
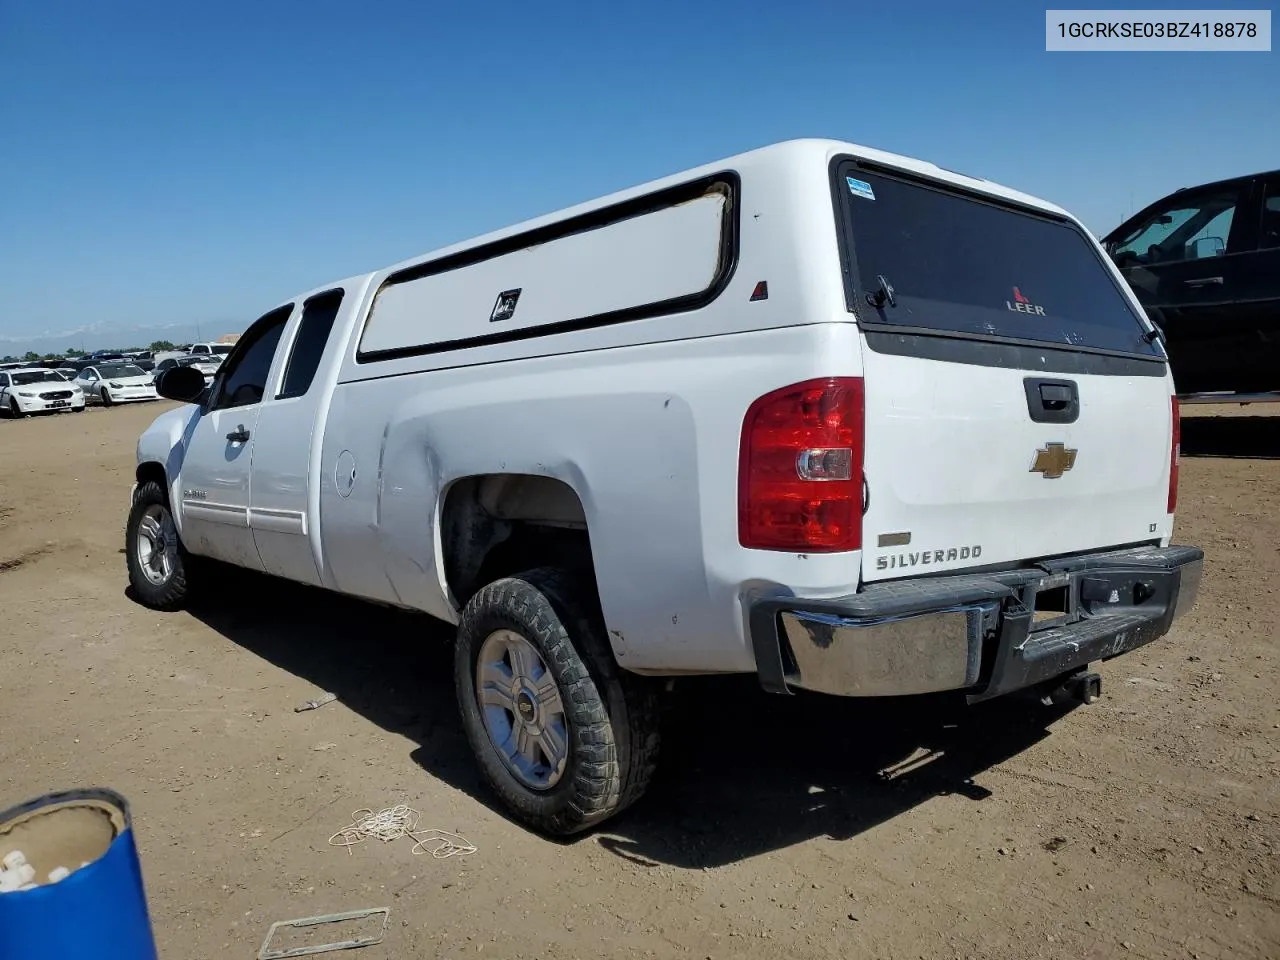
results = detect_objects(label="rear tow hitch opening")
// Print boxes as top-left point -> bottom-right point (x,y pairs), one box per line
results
1038,670 -> 1103,707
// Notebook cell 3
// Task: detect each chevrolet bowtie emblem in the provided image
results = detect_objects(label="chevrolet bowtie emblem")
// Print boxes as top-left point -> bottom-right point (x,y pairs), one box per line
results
1030,442 -> 1078,479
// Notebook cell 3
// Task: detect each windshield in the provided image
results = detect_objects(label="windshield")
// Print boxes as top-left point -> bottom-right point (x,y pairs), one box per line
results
97,364 -> 146,379
837,166 -> 1161,357
11,371 -> 56,386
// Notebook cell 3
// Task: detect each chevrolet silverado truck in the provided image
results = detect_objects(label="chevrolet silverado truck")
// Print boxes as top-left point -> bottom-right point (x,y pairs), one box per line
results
127,139 -> 1204,835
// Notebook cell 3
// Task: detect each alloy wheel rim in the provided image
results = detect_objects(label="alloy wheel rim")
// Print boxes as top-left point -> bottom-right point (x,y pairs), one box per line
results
474,629 -> 569,790
136,504 -> 177,586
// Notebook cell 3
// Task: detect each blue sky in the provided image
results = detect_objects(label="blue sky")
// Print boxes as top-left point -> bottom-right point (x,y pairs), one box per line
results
1,0 -> 1276,348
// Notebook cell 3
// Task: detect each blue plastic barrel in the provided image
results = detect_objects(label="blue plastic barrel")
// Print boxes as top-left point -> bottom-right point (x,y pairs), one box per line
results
0,788 -> 158,960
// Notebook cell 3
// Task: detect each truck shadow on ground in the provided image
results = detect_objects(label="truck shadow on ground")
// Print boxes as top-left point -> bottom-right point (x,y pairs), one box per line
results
178,568 -> 1074,869
1181,414 -> 1280,459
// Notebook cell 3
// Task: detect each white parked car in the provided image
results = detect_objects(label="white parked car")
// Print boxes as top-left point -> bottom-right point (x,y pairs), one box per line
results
188,342 -> 234,360
152,355 -> 220,385
76,362 -> 159,407
130,138 -> 1204,836
188,355 -> 222,379
0,368 -> 86,416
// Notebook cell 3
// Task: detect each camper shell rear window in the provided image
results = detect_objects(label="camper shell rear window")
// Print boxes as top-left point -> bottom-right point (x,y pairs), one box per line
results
832,159 -> 1163,359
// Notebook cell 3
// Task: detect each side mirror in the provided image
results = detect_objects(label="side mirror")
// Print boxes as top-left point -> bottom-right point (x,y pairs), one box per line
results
155,365 -> 208,404
1189,235 -> 1225,258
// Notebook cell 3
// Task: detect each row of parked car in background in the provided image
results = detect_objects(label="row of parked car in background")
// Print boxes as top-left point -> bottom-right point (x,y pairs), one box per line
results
0,344 -> 230,417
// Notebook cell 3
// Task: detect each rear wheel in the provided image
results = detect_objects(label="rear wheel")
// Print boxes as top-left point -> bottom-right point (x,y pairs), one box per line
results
454,567 -> 659,836
125,480 -> 191,610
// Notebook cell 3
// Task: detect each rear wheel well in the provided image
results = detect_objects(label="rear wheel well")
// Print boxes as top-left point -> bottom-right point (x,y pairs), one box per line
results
441,475 -> 595,608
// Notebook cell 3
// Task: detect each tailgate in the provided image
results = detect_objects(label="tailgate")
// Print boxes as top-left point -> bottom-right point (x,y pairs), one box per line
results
860,351 -> 1172,581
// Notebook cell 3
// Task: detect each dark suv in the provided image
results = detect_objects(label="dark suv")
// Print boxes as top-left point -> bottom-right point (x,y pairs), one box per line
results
1102,170 -> 1280,397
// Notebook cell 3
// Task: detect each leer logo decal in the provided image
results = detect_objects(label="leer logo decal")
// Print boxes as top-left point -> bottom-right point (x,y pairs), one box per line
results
489,288 -> 522,323
1006,286 -> 1047,316
1030,442 -> 1078,479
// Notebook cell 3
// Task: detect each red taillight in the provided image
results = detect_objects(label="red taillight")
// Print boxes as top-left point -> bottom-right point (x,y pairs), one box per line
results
1168,395 -> 1181,513
738,377 -> 865,552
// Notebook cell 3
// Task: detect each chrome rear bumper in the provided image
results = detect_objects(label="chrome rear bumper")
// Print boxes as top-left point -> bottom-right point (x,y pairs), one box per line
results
751,544 -> 1204,701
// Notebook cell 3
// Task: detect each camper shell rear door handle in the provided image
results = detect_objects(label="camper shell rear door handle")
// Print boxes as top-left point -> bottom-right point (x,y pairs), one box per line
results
1023,378 -> 1080,424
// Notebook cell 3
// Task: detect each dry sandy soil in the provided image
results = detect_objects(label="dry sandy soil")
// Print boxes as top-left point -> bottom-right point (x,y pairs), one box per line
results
1,401 -> 1277,960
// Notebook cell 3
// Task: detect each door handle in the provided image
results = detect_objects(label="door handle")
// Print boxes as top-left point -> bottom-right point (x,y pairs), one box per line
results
226,426 -> 250,443
1023,377 -> 1080,424
1038,384 -> 1074,407
1183,276 -> 1223,286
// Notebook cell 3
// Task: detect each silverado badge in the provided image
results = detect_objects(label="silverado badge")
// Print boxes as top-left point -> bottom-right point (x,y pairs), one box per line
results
1030,442 -> 1078,479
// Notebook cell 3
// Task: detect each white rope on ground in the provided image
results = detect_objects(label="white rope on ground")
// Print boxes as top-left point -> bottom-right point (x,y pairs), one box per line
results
327,805 -> 477,859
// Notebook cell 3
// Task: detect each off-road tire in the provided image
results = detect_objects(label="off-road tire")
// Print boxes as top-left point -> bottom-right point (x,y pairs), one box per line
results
454,567 -> 660,836
125,480 -> 192,610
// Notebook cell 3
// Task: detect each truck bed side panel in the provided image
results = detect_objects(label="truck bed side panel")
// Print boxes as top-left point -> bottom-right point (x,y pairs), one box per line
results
318,323 -> 865,674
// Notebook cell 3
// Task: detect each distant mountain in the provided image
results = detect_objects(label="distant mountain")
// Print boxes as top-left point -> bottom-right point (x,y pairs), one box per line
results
0,320 -> 245,359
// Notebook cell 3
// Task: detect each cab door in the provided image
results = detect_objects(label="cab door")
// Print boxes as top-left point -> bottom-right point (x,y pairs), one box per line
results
1236,175 -> 1280,393
74,367 -> 101,400
176,305 -> 293,569
1106,178 -> 1254,394
247,288 -> 348,586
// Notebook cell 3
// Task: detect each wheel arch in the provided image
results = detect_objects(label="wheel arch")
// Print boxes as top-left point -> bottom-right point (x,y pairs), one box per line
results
134,461 -> 181,537
439,473 -> 596,609
135,461 -> 168,492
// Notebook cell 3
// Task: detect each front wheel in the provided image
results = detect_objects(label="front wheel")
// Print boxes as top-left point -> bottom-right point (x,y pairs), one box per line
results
125,481 -> 191,610
8,398 -> 26,418
101,388 -> 113,407
454,568 -> 659,836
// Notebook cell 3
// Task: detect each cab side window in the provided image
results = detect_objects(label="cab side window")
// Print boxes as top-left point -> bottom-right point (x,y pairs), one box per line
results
1111,184 -> 1246,266
211,307 -> 291,410
1260,180 -> 1280,250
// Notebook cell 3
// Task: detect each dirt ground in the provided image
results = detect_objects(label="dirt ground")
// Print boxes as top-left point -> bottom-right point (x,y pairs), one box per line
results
1,401 -> 1277,960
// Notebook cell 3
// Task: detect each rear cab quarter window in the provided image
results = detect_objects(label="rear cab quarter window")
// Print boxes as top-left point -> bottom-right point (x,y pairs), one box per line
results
830,158 -> 1165,363
278,290 -> 344,400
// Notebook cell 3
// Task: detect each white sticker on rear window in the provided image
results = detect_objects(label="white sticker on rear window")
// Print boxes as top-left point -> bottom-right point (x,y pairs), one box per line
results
846,176 -> 876,200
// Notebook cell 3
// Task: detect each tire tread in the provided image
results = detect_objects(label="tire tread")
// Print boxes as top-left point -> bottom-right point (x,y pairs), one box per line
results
454,567 -> 659,835
125,480 -> 191,611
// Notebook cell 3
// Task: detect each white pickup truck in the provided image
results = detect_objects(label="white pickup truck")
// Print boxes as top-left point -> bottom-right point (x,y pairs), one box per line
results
128,139 -> 1203,835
